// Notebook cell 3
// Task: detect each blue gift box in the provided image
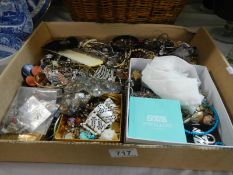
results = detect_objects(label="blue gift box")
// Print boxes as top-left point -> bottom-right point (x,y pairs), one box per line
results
128,96 -> 187,144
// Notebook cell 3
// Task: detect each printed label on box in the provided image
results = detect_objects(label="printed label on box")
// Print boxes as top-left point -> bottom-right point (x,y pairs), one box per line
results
109,148 -> 138,158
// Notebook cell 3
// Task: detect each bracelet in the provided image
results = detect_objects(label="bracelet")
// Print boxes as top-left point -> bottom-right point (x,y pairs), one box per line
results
185,105 -> 219,136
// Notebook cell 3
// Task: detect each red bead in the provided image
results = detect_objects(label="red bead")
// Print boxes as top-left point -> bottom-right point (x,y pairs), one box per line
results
26,76 -> 37,87
31,66 -> 42,76
11,116 -> 17,124
75,117 -> 81,125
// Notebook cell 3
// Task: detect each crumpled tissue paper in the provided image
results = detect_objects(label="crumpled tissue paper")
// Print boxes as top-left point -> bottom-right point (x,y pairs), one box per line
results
142,56 -> 204,108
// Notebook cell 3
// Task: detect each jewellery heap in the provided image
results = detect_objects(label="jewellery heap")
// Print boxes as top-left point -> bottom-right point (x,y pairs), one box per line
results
16,34 -> 222,144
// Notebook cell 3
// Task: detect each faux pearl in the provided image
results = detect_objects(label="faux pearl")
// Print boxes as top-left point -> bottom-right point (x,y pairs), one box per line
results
64,132 -> 74,139
191,111 -> 204,124
100,129 -> 116,140
203,115 -> 214,125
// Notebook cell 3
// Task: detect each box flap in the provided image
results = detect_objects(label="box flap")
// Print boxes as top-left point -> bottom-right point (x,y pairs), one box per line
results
45,22 -> 195,41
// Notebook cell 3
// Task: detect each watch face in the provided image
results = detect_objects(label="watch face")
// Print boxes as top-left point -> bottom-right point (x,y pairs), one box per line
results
26,0 -> 51,24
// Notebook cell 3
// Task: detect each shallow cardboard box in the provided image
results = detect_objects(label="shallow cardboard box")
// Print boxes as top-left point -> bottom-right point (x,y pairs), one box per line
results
54,94 -> 123,142
125,58 -> 233,146
0,22 -> 233,171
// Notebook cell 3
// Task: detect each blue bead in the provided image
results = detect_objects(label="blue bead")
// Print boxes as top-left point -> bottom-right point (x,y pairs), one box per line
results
21,64 -> 33,78
40,63 -> 47,69
79,131 -> 96,140
79,131 -> 89,140
87,132 -> 96,139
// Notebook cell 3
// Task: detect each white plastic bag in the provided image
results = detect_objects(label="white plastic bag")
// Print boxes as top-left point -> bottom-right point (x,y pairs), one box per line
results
142,56 -> 204,107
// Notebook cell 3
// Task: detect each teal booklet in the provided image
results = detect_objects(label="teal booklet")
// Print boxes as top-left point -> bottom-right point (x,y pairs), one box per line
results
128,96 -> 187,143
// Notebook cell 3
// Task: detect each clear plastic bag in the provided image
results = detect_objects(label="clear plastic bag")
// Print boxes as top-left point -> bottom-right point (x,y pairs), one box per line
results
0,87 -> 61,135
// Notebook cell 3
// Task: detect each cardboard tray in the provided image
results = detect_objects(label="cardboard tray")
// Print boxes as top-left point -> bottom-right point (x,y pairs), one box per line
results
0,22 -> 233,171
